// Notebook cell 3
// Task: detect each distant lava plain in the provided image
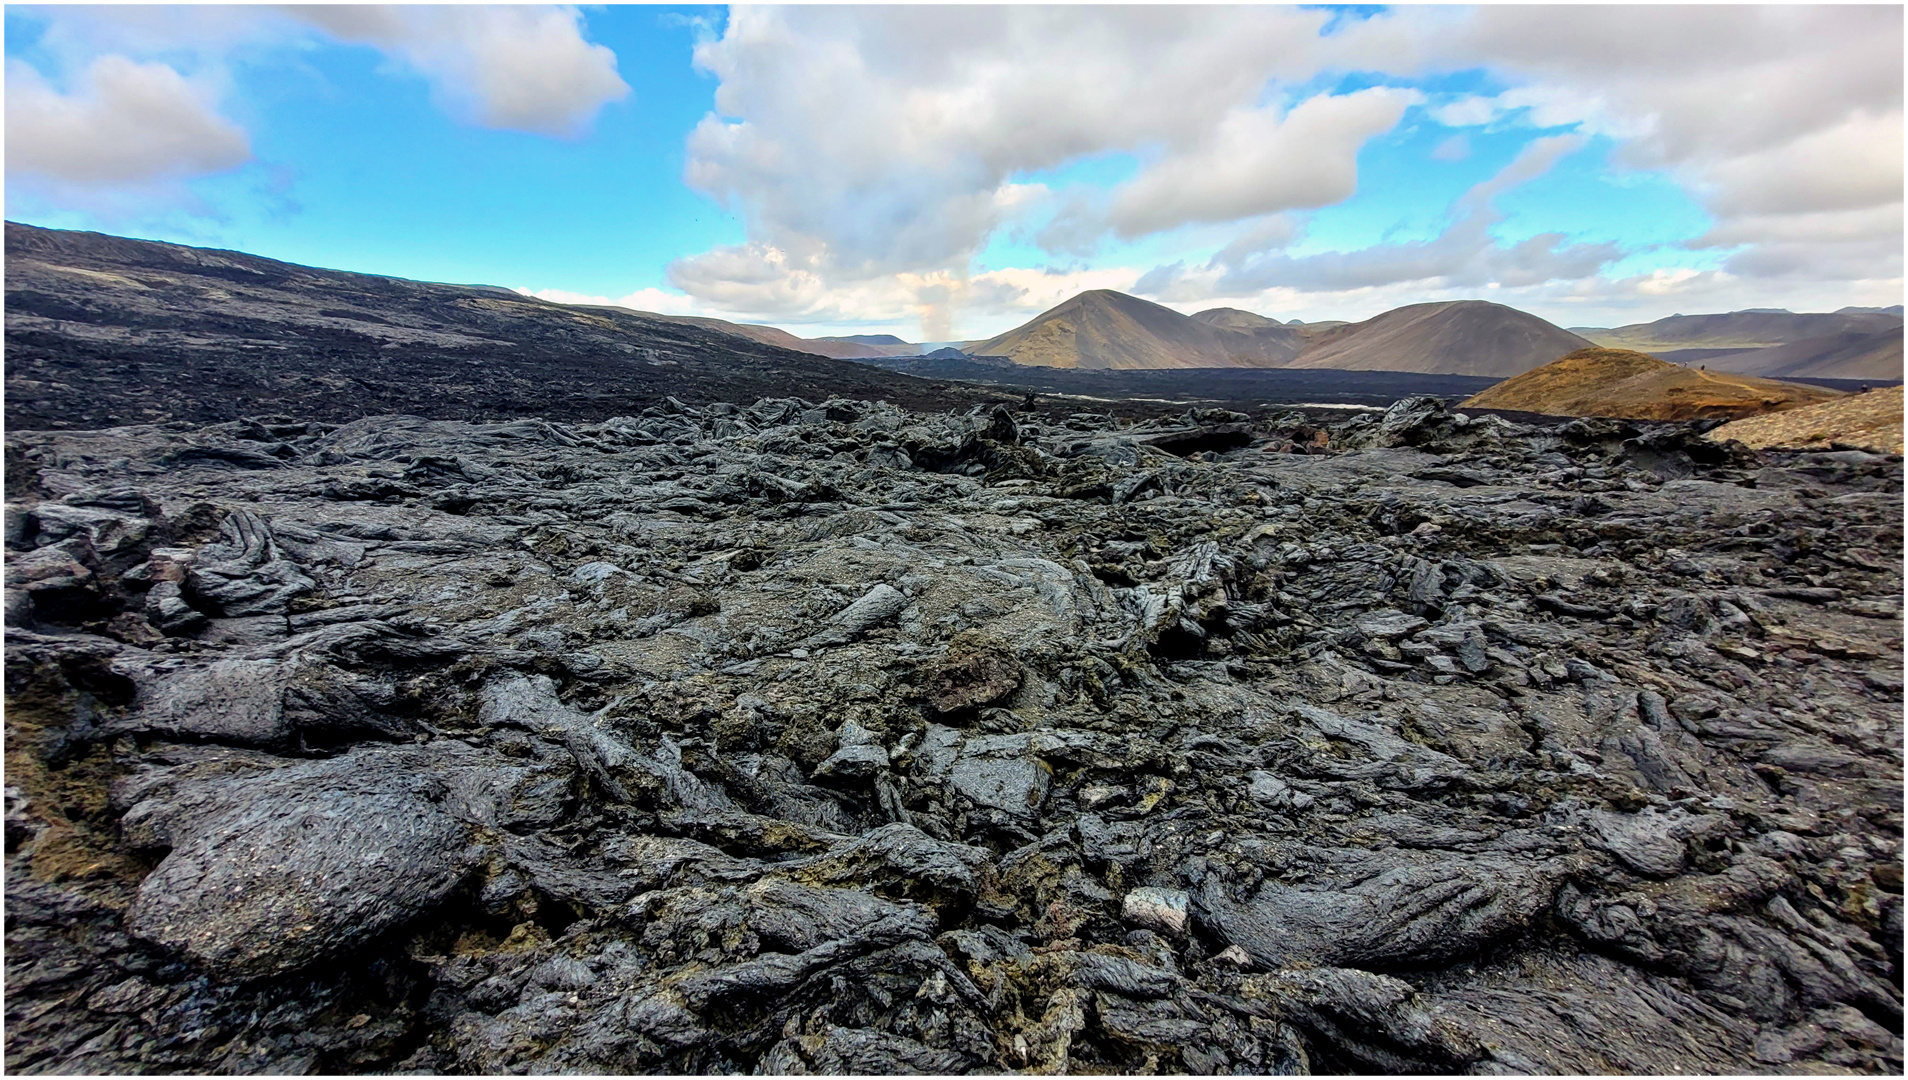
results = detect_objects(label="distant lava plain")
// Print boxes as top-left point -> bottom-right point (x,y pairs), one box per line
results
3,223 -> 996,430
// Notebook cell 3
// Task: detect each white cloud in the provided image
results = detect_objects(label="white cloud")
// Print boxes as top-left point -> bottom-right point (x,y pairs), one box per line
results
517,286 -> 701,317
17,5 -> 629,143
659,237 -> 1145,339
1695,111 -> 1902,218
284,6 -> 629,137
672,5 -> 1898,332
1327,5 -> 1903,283
1208,214 -> 1305,272
1430,96 -> 1497,128
1460,134 -> 1586,208
1205,134 -> 1615,295
672,6 -> 1358,330
5,54 -> 250,189
1106,88 -> 1417,238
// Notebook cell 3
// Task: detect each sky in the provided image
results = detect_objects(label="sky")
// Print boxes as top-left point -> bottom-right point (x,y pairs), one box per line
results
5,4 -> 1903,342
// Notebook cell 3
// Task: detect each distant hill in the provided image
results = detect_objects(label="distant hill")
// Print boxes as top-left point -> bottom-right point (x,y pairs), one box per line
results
1462,347 -> 1841,421
3,222 -> 983,428
1708,384 -> 1903,455
1284,300 -> 1594,377
1192,307 -> 1284,331
972,289 -> 1284,369
652,316 -> 896,359
1701,329 -> 1904,382
1837,306 -> 1904,316
819,333 -> 911,346
975,292 -> 1592,375
1577,309 -> 1903,352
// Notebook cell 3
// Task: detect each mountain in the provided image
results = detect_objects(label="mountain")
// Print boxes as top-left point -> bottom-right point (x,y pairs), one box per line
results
1701,329 -> 1904,382
1837,306 -> 1904,316
651,316 -> 897,359
819,333 -> 911,346
3,222 -> 983,429
1191,307 -> 1284,331
1462,347 -> 1841,421
1578,309 -> 1903,352
972,289 -> 1285,369
974,292 -> 1590,375
1284,300 -> 1594,377
1708,384 -> 1903,455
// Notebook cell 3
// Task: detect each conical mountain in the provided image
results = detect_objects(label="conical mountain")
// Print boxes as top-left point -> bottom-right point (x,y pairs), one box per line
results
973,290 -> 1292,369
1285,300 -> 1593,377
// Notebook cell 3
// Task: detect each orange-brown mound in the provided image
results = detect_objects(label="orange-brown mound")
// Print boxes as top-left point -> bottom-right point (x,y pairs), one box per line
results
1707,384 -> 1904,455
1461,347 -> 1843,422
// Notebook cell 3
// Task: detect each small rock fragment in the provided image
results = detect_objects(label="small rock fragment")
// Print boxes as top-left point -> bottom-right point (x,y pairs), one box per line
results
1122,886 -> 1190,936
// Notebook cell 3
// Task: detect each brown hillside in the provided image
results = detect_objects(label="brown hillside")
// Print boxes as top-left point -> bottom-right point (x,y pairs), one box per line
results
1702,329 -> 1904,382
975,290 -> 1271,369
1707,384 -> 1904,454
1285,300 -> 1592,376
1581,309 -> 1903,352
1192,307 -> 1283,331
1462,347 -> 1843,421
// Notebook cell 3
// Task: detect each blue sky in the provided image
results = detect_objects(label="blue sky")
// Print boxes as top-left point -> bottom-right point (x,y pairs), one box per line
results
6,5 -> 1901,340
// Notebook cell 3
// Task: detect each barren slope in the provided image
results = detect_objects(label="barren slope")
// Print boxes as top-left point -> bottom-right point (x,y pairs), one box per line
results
1700,329 -> 1904,381
654,315 -> 901,359
1463,347 -> 1842,421
4,222 -> 978,428
1708,384 -> 1905,454
1286,300 -> 1593,376
1580,309 -> 1903,352
1191,307 -> 1284,331
974,290 -> 1297,369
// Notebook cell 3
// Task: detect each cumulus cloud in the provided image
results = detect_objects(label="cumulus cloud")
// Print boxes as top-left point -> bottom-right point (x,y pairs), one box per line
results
1210,134 -> 1618,295
673,5 -> 1370,330
284,6 -> 629,137
654,233 -> 1144,338
1106,88 -> 1417,237
16,5 -> 629,147
6,55 -> 250,190
1694,111 -> 1902,218
1334,5 -> 1902,281
671,5 -> 1898,333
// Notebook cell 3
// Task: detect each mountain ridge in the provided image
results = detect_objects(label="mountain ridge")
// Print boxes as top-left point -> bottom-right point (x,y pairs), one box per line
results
1577,309 -> 1903,352
971,289 -> 1282,370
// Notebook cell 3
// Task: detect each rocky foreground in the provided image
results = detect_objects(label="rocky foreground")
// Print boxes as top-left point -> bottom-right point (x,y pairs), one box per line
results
4,396 -> 1903,1074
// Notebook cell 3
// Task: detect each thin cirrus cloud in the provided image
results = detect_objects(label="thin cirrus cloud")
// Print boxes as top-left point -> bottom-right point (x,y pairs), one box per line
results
4,4 -> 629,205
